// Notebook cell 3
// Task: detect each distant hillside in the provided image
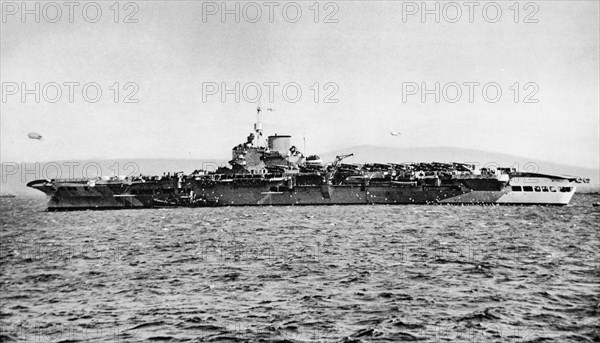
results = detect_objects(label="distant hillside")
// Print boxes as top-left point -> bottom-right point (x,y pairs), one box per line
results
2,146 -> 598,196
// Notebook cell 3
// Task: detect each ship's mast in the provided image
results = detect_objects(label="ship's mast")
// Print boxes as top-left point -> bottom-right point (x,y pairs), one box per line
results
254,106 -> 274,148
254,106 -> 263,147
303,137 -> 306,156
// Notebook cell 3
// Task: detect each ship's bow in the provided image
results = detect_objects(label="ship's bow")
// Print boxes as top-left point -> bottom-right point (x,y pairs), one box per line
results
27,179 -> 57,197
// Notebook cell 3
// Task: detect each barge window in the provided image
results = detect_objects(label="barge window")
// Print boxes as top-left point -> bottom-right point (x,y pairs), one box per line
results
560,187 -> 572,192
511,186 -> 522,191
534,186 -> 541,192
523,186 -> 533,192
549,186 -> 557,192
542,186 -> 549,192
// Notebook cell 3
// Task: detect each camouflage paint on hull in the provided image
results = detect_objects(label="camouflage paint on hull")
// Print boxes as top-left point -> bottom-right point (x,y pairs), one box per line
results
28,173 -> 577,211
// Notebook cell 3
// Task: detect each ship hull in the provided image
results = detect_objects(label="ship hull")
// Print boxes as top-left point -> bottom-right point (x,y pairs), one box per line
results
192,185 -> 574,207
35,189 -> 575,211
187,175 -> 575,207
45,195 -> 153,211
27,179 -> 170,211
27,174 -> 576,211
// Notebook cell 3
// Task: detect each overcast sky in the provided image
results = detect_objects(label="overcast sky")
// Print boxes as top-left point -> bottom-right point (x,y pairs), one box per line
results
1,1 -> 598,168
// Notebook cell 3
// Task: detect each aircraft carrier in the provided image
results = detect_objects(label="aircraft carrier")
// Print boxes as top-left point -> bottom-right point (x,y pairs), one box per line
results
28,108 -> 584,210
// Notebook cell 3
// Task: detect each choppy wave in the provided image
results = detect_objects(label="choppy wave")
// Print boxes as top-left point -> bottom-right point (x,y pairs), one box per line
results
1,194 -> 598,342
